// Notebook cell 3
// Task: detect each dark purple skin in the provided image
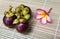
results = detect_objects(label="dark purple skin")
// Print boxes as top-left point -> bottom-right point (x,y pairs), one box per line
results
3,15 -> 17,28
16,22 -> 28,33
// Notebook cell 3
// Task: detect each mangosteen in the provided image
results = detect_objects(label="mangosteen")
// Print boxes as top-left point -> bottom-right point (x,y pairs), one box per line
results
3,6 -> 17,28
14,4 -> 31,33
16,22 -> 28,33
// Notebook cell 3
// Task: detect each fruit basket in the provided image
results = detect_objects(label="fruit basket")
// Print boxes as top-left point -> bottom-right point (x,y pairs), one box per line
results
0,0 -> 60,39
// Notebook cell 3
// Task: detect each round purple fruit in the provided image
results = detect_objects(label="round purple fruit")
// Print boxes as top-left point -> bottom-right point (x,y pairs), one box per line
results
3,15 -> 16,28
16,22 -> 28,32
3,6 -> 17,28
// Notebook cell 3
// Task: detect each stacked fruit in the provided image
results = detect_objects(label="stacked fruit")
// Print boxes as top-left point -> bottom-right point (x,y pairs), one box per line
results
3,4 -> 31,33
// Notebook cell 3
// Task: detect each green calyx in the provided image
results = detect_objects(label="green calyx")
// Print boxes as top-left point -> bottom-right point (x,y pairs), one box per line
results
14,4 -> 31,23
5,12 -> 14,18
13,18 -> 20,24
5,5 -> 14,18
24,14 -> 30,20
15,7 -> 20,13
22,7 -> 29,15
8,5 -> 13,11
15,4 -> 24,13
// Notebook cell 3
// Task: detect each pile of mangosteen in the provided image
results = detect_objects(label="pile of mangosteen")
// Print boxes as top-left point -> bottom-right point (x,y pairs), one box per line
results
3,4 -> 31,33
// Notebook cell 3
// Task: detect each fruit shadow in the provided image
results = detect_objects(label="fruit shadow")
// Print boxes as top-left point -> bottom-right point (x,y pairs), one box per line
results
8,24 -> 16,29
23,27 -> 32,35
22,23 -> 33,35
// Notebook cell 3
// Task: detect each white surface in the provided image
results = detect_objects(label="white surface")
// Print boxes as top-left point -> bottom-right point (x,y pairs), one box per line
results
0,0 -> 60,39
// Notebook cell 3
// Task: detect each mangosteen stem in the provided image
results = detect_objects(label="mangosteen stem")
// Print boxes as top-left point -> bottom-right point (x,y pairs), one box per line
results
48,8 -> 52,13
8,5 -> 13,11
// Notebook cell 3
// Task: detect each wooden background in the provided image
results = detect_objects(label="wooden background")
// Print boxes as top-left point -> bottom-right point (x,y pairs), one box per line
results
0,0 -> 60,39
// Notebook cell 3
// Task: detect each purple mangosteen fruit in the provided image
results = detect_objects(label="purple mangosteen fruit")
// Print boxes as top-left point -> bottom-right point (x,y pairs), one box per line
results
16,22 -> 28,33
3,6 -> 17,28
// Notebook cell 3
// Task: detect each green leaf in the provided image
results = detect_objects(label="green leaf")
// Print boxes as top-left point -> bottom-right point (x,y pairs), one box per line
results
22,7 -> 29,15
24,14 -> 30,20
13,19 -> 19,24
